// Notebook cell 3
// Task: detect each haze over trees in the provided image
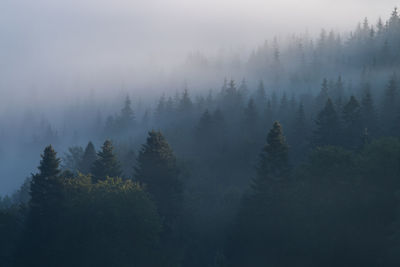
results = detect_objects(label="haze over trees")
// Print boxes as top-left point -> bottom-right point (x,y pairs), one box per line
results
1,6 -> 400,267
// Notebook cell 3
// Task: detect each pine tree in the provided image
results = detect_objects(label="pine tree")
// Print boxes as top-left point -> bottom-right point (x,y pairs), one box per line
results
62,146 -> 83,174
333,75 -> 344,108
243,99 -> 258,130
23,145 -> 65,266
196,109 -> 213,141
293,103 -> 307,135
233,122 -> 290,266
290,103 -> 309,154
342,96 -> 362,148
135,131 -> 182,226
360,83 -> 377,136
382,75 -> 398,134
238,78 -> 249,100
255,80 -> 267,111
118,95 -> 136,130
315,78 -> 330,112
79,142 -> 97,175
179,88 -> 193,113
278,92 -> 289,124
314,98 -> 341,147
30,145 -> 63,216
254,121 -> 289,186
91,140 -> 121,182
155,93 -> 166,122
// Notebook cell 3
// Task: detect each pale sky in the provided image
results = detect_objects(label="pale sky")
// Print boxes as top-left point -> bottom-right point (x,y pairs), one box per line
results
0,0 -> 398,100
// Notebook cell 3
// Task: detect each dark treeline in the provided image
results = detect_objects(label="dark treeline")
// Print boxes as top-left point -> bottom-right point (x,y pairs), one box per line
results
2,8 -> 400,267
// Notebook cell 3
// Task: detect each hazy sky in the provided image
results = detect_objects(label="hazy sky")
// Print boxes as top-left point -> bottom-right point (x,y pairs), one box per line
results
0,0 -> 398,102
0,0 -> 399,195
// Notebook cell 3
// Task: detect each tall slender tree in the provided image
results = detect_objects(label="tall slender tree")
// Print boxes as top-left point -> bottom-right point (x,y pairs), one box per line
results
78,142 -> 97,175
91,140 -> 121,182
314,98 -> 341,147
360,83 -> 377,136
342,96 -> 362,148
135,131 -> 182,227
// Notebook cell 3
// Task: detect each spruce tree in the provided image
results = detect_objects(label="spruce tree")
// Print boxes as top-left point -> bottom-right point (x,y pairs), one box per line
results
78,142 -> 97,175
233,122 -> 290,266
179,88 -> 193,113
135,131 -> 182,226
155,94 -> 167,123
290,103 -> 309,158
255,80 -> 267,111
382,75 -> 398,134
243,98 -> 258,130
91,140 -> 121,182
23,145 -> 65,266
119,95 -> 136,129
30,145 -> 63,217
315,78 -> 329,112
342,96 -> 362,148
360,83 -> 377,135
278,92 -> 289,124
196,110 -> 213,137
254,121 -> 289,187
333,75 -> 344,108
314,98 -> 341,147
238,78 -> 249,99
62,146 -> 83,174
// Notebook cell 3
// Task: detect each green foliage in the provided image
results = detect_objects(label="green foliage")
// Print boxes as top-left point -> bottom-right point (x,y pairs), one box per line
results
0,207 -> 24,267
135,131 -> 183,226
91,140 -> 122,182
78,141 -> 97,175
342,95 -> 363,148
14,146 -> 162,267
255,121 -> 289,183
62,146 -> 84,174
60,177 -> 162,267
29,145 -> 63,219
232,122 -> 290,266
314,98 -> 341,147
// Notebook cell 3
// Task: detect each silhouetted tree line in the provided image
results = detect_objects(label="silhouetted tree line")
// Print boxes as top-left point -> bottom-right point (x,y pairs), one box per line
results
1,7 -> 400,267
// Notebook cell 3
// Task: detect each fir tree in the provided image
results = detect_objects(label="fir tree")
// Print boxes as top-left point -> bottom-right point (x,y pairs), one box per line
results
342,96 -> 362,148
91,140 -> 121,182
314,98 -> 341,147
117,95 -> 136,132
135,131 -> 182,226
233,122 -> 290,266
79,142 -> 97,175
121,95 -> 135,123
290,102 -> 308,152
179,88 -> 193,113
254,121 -> 289,185
62,146 -> 83,174
315,78 -> 330,112
30,145 -> 63,216
155,93 -> 166,122
243,98 -> 258,130
196,109 -> 214,142
255,80 -> 267,111
382,74 -> 398,134
238,78 -> 249,99
333,75 -> 344,108
278,92 -> 289,124
23,145 -> 65,266
360,83 -> 377,136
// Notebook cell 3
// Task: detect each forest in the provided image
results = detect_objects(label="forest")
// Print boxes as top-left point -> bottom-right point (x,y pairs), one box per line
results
1,6 -> 400,267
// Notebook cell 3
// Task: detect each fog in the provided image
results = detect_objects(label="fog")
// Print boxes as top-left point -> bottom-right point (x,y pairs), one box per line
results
3,2 -> 400,266
1,0 -> 398,100
0,0 -> 399,194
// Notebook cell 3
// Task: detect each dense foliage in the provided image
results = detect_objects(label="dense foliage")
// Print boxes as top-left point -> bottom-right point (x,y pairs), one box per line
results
1,8 -> 400,267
